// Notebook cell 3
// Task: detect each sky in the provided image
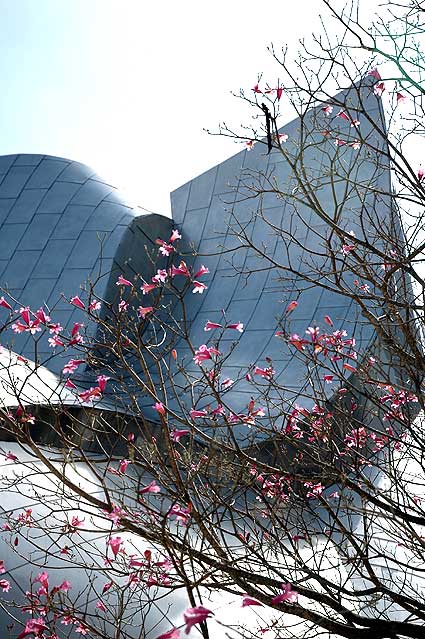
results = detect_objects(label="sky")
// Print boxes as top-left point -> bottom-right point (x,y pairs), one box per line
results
0,0 -> 380,216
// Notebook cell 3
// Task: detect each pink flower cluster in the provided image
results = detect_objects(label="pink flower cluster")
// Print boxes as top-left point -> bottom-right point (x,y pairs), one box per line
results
11,306 -> 50,335
193,344 -> 220,365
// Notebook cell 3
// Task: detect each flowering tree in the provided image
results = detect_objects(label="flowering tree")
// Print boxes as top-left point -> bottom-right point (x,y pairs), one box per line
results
0,1 -> 425,638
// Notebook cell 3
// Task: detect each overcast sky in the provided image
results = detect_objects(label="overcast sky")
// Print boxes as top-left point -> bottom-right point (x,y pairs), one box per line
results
0,1 -> 379,215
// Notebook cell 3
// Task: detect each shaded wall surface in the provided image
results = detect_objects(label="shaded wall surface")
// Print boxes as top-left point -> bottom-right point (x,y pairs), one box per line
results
137,81 -> 399,439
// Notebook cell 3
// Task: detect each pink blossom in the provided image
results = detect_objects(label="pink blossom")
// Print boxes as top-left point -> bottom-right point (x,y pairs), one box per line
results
20,306 -> 30,324
116,275 -> 133,287
48,322 -> 63,334
96,601 -> 107,612
304,481 -> 324,498
97,375 -> 110,392
221,378 -> 234,389
341,244 -> 355,255
127,573 -> 141,587
64,378 -> 77,389
0,296 -> 12,310
251,407 -> 265,418
245,140 -> 255,150
374,82 -> 385,97
288,334 -> 307,351
193,344 -> 220,365
119,459 -> 130,474
17,618 -> 47,639
70,515 -> 84,528
140,480 -> 161,494
396,92 -> 407,104
324,315 -> 333,327
156,239 -> 175,256
18,411 -> 35,425
52,579 -> 71,593
350,140 -> 361,150
62,359 -> 85,375
306,325 -> 321,340
75,624 -> 88,635
337,110 -> 350,121
155,629 -> 180,639
108,535 -> 123,557
35,571 -> 49,591
242,595 -> 264,607
18,507 -> 32,526
118,299 -> 128,312
183,605 -> 213,633
141,282 -> 157,294
291,534 -> 306,542
418,167 -> 425,181
343,363 -> 357,373
335,138 -> 347,147
286,300 -> 298,314
276,85 -> 284,100
322,105 -> 333,115
0,560 -> 4,573
154,402 -> 166,415
323,375 -> 334,384
35,307 -> 50,324
59,579 -> 72,593
11,321 -> 29,334
12,314 -> 41,334
105,504 -> 127,525
368,67 -> 381,80
68,328 -> 84,345
171,261 -> 190,277
170,429 -> 190,442
278,133 -> 288,142
227,322 -> 244,332
211,404 -> 225,416
4,451 -> 17,462
344,426 -> 367,448
271,583 -> 298,605
350,119 -> 360,128
138,306 -> 154,319
170,229 -> 181,243
0,579 -> 10,592
159,244 -> 174,257
152,269 -> 168,284
252,83 -> 262,93
48,335 -> 64,347
204,320 -> 222,331
102,581 -> 113,594
254,366 -> 275,380
168,503 -> 191,525
194,265 -> 209,278
70,295 -> 85,309
192,281 -> 207,294
190,409 -> 208,419
89,299 -> 101,311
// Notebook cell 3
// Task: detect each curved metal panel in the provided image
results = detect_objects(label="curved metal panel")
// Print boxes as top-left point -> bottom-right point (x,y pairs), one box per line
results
0,154 -> 171,374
